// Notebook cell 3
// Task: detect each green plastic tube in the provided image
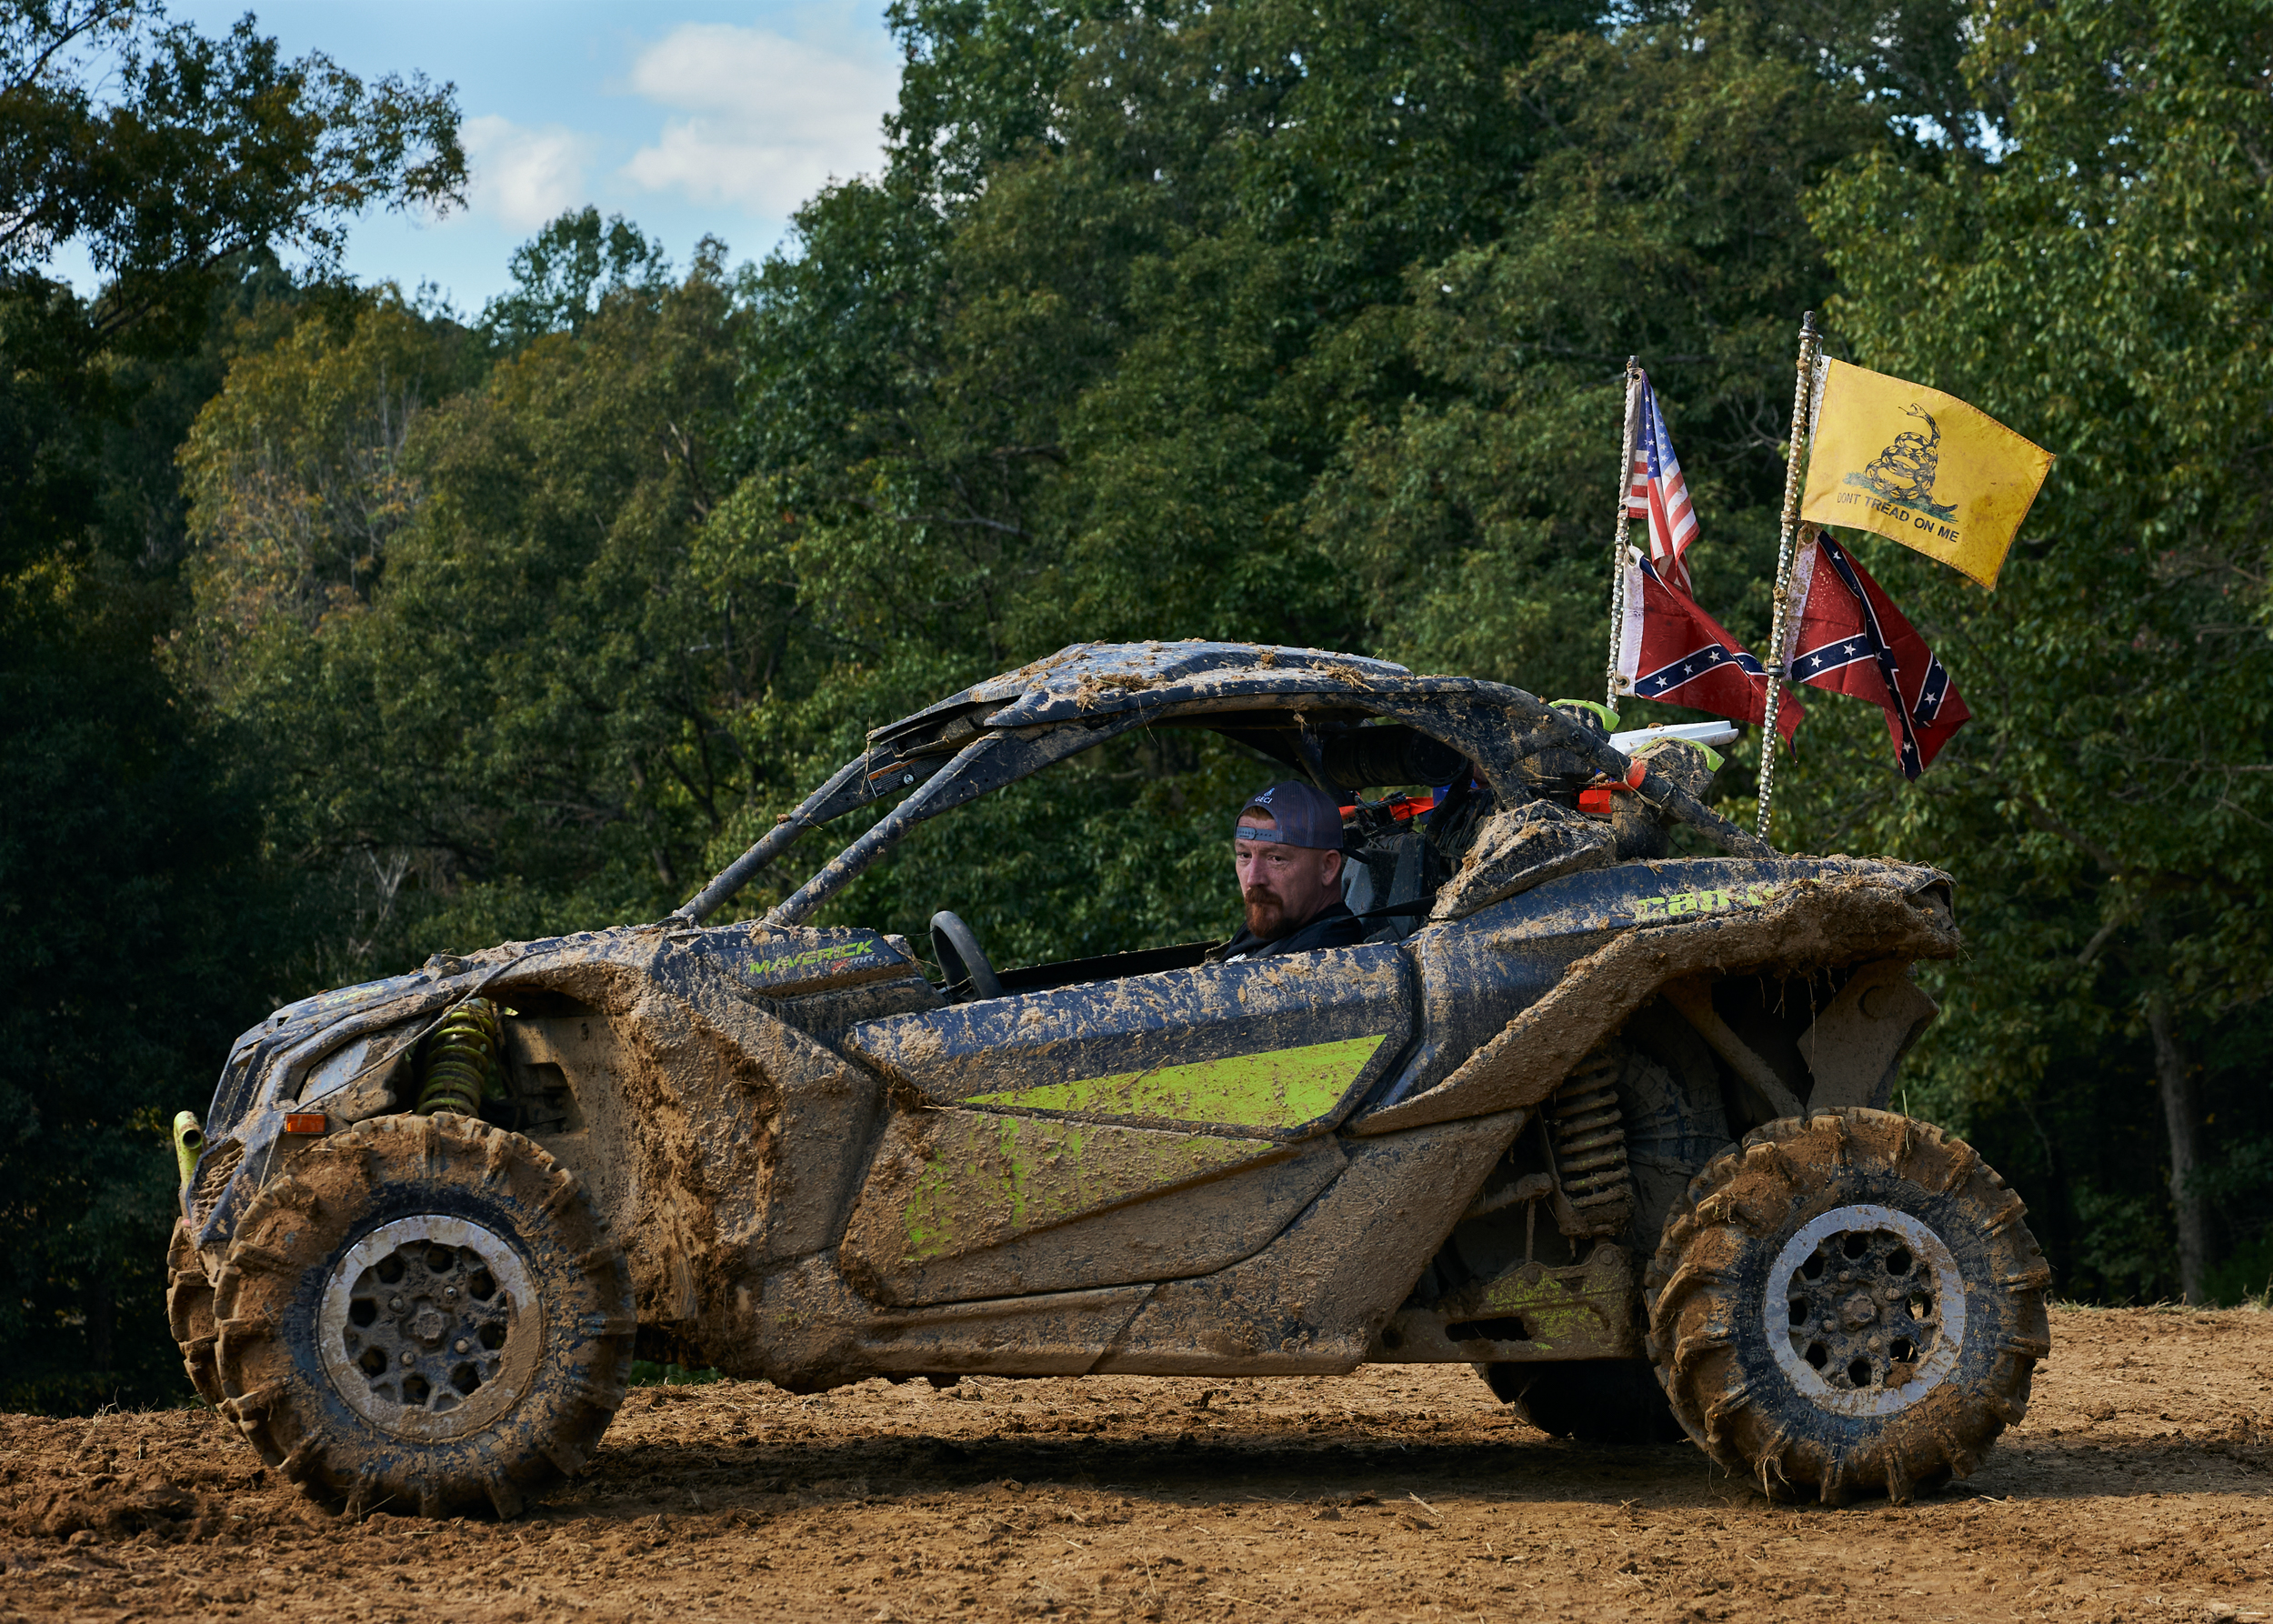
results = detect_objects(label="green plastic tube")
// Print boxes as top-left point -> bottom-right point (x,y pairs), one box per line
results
173,1110 -> 205,1191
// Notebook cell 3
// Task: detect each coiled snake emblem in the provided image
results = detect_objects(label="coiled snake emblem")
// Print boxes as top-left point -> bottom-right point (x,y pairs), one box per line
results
1846,404 -> 1956,520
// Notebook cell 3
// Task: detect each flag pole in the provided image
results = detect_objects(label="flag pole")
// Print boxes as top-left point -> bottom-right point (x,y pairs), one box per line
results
1756,312 -> 1821,841
1604,356 -> 1642,711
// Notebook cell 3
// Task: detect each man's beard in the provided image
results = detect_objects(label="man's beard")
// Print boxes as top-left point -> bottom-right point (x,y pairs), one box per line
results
1243,886 -> 1289,938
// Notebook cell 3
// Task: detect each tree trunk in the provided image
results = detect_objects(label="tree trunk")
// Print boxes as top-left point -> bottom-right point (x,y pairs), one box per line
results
2144,986 -> 2208,1304
2019,1090 -> 2075,1288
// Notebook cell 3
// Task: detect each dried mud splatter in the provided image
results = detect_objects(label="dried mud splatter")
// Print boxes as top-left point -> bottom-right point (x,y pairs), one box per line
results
2,1306 -> 2268,1622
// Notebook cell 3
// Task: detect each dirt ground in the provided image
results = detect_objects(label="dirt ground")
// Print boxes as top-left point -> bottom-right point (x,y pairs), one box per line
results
2,1306 -> 2268,1623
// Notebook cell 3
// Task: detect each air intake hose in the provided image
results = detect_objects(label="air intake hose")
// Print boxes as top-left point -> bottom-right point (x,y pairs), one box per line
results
172,1110 -> 205,1190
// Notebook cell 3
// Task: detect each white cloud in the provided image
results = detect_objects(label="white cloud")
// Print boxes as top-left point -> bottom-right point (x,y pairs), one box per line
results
462,115 -> 596,229
621,24 -> 898,216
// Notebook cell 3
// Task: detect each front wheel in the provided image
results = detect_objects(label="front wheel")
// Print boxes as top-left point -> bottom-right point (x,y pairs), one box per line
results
1644,1109 -> 2049,1505
166,1218 -> 224,1407
211,1113 -> 635,1519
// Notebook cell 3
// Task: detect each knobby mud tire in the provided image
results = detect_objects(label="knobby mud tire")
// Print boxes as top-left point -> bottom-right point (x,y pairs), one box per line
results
166,1218 -> 225,1408
210,1113 -> 635,1519
1477,1358 -> 1689,1445
1644,1108 -> 2049,1506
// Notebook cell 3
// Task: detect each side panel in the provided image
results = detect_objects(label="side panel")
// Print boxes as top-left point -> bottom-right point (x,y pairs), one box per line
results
738,1112 -> 1521,1382
1379,857 -> 1855,1111
836,945 -> 1413,1140
722,1113 -> 1525,1385
840,1110 -> 1347,1306
1361,857 -> 1958,1133
1095,1110 -> 1525,1375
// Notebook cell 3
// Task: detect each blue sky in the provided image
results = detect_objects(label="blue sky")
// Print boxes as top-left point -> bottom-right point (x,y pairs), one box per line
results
116,2 -> 906,312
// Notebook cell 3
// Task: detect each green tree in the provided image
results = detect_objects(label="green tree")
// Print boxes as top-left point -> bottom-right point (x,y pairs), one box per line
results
1795,0 -> 2273,1302
180,290 -> 476,662
0,1 -> 462,1410
479,206 -> 669,349
181,233 -> 767,974
1311,8 -> 1886,700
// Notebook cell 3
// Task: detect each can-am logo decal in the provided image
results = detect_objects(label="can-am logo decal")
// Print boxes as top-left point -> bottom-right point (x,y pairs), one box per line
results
745,941 -> 880,978
1627,881 -> 1780,921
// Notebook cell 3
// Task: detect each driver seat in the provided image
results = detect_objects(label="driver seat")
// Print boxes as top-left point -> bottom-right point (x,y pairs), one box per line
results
1344,828 -> 1447,944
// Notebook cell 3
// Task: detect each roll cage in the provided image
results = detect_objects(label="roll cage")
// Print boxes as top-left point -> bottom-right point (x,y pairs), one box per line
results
668,641 -> 1768,932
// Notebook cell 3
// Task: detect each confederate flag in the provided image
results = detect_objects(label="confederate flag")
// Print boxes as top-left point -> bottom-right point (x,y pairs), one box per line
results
1781,526 -> 1970,779
1616,550 -> 1803,743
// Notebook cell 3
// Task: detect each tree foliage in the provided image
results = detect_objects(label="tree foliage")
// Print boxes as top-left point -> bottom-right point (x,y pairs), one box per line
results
10,0 -> 2273,1412
1793,0 -> 2273,1302
478,206 -> 669,349
0,2 -> 462,1410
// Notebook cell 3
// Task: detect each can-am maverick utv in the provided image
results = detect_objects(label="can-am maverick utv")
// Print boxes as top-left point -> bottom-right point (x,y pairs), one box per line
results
168,641 -> 2048,1519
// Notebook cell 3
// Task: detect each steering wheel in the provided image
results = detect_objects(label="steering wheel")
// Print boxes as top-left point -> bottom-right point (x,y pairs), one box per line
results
929,911 -> 1003,1002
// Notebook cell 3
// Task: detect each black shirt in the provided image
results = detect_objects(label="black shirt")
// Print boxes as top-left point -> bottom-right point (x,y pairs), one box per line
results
1209,900 -> 1370,962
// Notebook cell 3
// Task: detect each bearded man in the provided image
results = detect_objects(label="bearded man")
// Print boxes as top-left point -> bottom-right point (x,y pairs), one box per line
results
1211,780 -> 1370,961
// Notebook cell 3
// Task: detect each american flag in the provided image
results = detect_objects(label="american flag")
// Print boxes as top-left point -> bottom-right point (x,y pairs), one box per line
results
1627,373 -> 1698,594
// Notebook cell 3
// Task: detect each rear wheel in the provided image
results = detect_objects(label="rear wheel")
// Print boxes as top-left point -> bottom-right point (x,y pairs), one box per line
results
211,1112 -> 635,1519
1478,1359 -> 1688,1445
1644,1108 -> 2049,1505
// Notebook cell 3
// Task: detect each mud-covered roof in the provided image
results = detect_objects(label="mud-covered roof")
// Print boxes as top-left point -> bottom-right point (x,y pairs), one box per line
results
869,641 -> 1419,744
672,639 -> 1772,927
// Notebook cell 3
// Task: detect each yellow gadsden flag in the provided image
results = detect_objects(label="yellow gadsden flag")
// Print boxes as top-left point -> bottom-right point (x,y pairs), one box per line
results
1800,359 -> 2053,588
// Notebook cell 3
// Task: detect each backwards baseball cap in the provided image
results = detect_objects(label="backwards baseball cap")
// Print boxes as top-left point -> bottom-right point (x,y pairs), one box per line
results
1234,780 -> 1346,851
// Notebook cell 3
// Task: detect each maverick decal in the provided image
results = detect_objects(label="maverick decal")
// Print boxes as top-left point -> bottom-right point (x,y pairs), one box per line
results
740,932 -> 898,987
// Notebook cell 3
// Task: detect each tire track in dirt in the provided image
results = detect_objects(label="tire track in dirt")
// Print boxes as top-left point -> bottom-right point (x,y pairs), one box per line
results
2,1306 -> 2268,1621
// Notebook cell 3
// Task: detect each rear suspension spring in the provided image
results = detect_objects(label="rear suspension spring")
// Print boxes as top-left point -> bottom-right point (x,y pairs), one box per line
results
416,998 -> 504,1118
1548,1048 -> 1633,1233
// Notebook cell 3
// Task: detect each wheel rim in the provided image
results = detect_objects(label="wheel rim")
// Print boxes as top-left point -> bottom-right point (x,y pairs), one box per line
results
1765,1203 -> 1966,1418
317,1215 -> 543,1442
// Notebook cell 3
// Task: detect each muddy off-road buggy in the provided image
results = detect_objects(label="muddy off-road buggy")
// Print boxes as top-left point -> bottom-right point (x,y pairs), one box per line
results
168,641 -> 2048,1519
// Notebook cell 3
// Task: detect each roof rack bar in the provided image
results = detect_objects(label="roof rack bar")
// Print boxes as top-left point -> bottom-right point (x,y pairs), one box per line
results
763,733 -> 1009,928
667,755 -> 870,927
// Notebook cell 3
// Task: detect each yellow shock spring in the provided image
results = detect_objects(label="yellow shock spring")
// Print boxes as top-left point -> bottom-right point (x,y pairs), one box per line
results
1549,1049 -> 1633,1228
416,998 -> 504,1118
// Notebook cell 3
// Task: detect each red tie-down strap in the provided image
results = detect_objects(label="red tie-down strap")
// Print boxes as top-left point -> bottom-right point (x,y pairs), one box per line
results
1577,757 -> 1654,817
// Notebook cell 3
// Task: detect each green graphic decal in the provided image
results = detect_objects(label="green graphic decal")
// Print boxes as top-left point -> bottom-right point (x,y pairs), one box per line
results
962,1032 -> 1388,1129
745,940 -> 879,978
1457,1245 -> 1636,1357
1627,881 -> 1780,922
898,1116 -> 1280,1262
